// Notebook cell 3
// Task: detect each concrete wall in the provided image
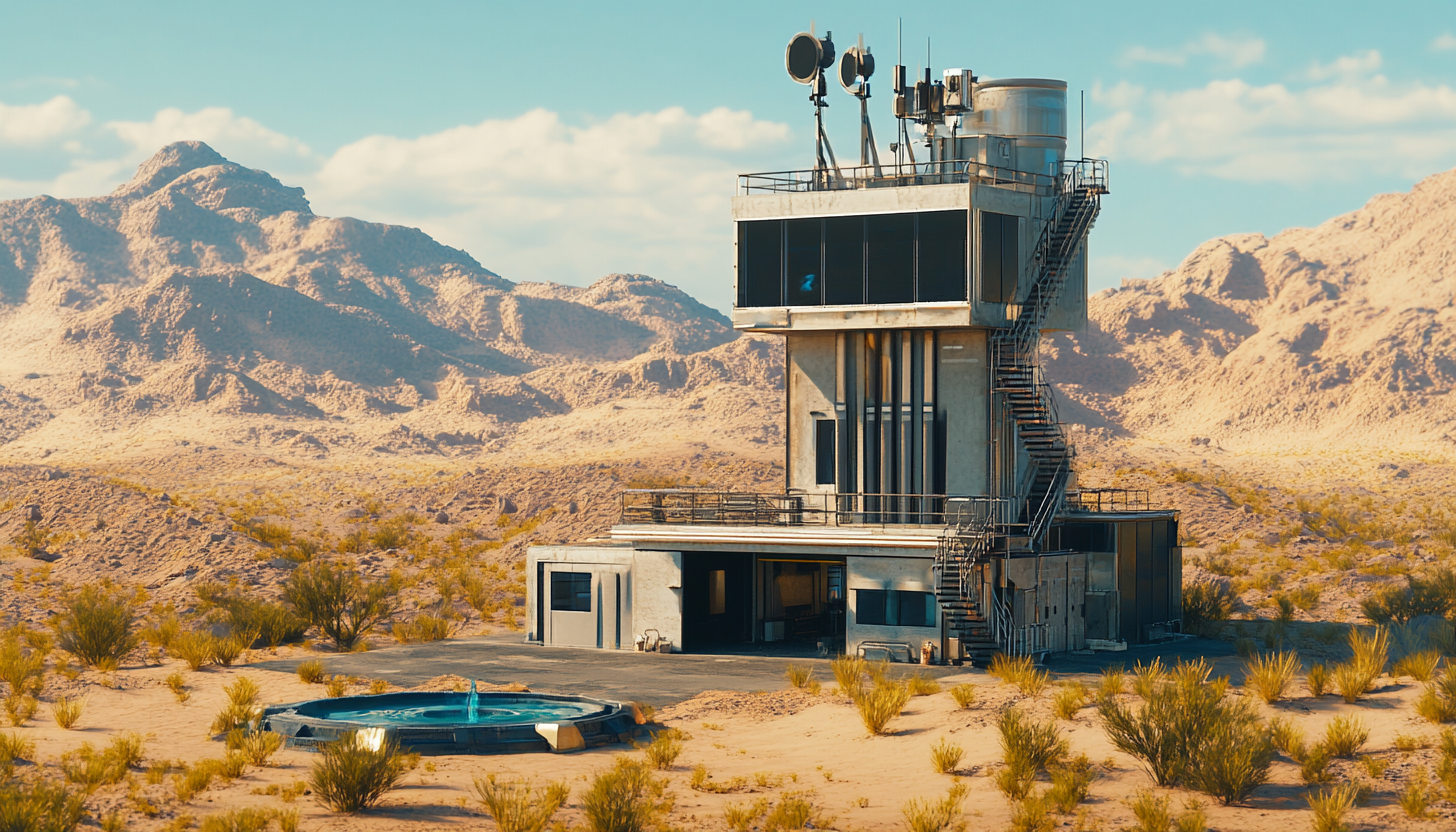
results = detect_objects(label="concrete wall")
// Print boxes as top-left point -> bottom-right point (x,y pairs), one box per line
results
527,545 -> 635,649
786,332 -> 838,494
845,554 -> 939,660
630,549 -> 685,652
938,329 -> 990,496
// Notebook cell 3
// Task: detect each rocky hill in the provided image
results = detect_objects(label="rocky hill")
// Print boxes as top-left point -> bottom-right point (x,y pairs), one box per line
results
0,142 -> 783,465
1046,167 -> 1456,453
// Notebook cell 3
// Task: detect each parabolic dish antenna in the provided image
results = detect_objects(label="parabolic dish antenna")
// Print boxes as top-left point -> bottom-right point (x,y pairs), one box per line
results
838,46 -> 874,91
786,31 -> 834,84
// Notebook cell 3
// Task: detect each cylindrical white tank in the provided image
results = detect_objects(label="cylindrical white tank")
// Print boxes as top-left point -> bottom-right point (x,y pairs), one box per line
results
960,78 -> 1067,176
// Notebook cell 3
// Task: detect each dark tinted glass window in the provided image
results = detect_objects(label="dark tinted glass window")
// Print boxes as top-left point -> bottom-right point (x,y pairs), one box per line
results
855,589 -> 886,625
867,213 -> 914,304
815,419 -> 836,485
824,216 -> 865,305
740,221 -> 782,307
917,210 -> 968,302
980,212 -> 1019,303
1062,522 -> 1113,553
785,218 -> 823,306
550,572 -> 592,612
895,590 -> 933,627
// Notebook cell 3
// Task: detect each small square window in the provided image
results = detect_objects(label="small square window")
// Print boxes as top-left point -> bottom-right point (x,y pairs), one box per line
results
550,572 -> 592,612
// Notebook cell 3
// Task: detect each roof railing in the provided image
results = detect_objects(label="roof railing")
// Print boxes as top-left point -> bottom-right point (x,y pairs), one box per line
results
618,489 -> 1018,529
738,157 -> 1108,197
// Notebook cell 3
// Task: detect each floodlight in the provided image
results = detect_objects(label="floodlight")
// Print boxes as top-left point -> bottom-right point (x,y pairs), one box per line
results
786,33 -> 822,84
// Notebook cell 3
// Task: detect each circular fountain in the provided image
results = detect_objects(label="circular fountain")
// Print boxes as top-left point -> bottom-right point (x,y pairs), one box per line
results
261,680 -> 641,754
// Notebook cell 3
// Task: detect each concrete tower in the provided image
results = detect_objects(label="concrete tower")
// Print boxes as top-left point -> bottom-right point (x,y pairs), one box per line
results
527,47 -> 1181,662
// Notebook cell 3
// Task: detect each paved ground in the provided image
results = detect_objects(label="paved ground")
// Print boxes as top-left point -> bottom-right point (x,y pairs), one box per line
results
251,635 -> 1242,706
251,634 -> 976,706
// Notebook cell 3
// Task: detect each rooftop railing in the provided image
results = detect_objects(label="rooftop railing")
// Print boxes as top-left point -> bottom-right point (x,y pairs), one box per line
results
737,157 -> 1109,197
618,490 -> 1017,529
1065,488 -> 1156,513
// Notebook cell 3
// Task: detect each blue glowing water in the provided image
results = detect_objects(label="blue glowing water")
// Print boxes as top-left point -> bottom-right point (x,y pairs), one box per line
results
304,693 -> 602,727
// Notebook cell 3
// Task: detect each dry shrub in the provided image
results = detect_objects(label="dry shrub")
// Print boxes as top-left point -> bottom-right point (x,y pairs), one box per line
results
1052,683 -> 1090,720
1415,669 -> 1456,724
906,672 -> 941,696
763,791 -> 831,832
54,583 -> 139,670
61,732 -> 145,788
165,670 -> 190,703
1132,659 -> 1167,699
0,632 -> 47,701
1181,582 -> 1233,636
990,654 -> 1049,696
325,675 -> 349,698
309,729 -> 413,813
641,729 -> 683,770
1,730 -> 36,776
1269,716 -> 1307,759
1099,658 -> 1272,803
171,631 -> 215,671
1306,663 -> 1329,697
901,781 -> 967,832
283,561 -> 400,652
1333,626 -> 1389,703
723,797 -> 771,831
1125,790 -> 1170,832
1399,769 -> 1434,819
580,755 -> 672,832
1099,666 -> 1126,700
1307,783 -> 1358,832
237,731 -> 284,766
949,683 -> 977,709
1322,716 -> 1368,758
391,614 -> 454,645
1393,650 -> 1442,682
1242,650 -> 1299,703
209,633 -> 249,668
831,655 -> 865,695
1300,744 -> 1334,785
784,664 -> 814,689
996,707 -> 1067,800
929,737 -> 963,774
198,807 -> 273,832
856,681 -> 911,735
1008,793 -> 1053,832
4,693 -> 38,727
0,778 -> 87,832
474,775 -> 570,832
210,676 -> 262,736
195,583 -> 308,649
51,695 -> 84,729
1046,753 -> 1096,814
296,659 -> 327,685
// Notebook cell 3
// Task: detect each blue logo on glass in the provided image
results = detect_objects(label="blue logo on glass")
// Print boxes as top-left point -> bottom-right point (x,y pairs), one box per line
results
800,273 -> 817,292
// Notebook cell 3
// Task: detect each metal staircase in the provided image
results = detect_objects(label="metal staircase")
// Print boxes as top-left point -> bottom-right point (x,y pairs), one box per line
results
993,160 -> 1106,550
934,159 -> 1107,661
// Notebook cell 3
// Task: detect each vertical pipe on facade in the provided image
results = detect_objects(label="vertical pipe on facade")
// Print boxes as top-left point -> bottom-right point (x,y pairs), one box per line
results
879,331 -> 894,516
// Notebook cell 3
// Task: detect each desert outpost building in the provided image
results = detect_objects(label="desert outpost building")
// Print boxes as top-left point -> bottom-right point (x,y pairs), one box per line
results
527,34 -> 1180,662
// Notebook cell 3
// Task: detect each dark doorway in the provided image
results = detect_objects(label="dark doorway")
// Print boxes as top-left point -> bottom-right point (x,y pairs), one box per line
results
682,553 -> 753,651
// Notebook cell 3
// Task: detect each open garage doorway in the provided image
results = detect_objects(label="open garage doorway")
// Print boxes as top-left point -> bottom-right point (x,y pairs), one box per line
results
681,553 -> 754,651
760,557 -> 846,655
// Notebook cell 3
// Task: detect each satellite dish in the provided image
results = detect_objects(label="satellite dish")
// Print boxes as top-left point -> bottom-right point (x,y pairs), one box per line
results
838,46 -> 875,91
786,32 -> 822,85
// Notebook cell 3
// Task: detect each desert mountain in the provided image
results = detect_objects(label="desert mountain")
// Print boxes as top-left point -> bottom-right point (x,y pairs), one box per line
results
0,142 -> 782,462
1047,168 -> 1456,452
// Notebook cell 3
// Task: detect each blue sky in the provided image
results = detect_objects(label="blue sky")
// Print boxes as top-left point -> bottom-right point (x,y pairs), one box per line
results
3,1 -> 1455,310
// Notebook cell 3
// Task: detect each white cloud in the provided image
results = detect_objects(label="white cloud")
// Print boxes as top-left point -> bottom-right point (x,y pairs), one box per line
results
1306,50 -> 1382,81
0,96 -> 90,145
1089,62 -> 1456,183
108,107 -> 313,162
1122,34 -> 1265,69
309,106 -> 790,303
1434,33 -> 1456,51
